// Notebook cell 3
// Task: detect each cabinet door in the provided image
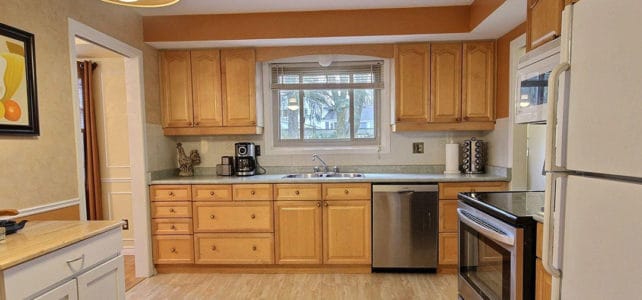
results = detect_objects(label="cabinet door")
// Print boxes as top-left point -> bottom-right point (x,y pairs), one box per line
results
395,43 -> 430,123
160,50 -> 193,128
527,0 -> 564,50
438,200 -> 459,232
430,43 -> 462,123
191,49 -> 223,127
34,278 -> 78,300
274,201 -> 322,264
462,41 -> 495,122
536,258 -> 553,300
323,200 -> 371,265
438,232 -> 458,265
221,48 -> 257,126
76,255 -> 125,300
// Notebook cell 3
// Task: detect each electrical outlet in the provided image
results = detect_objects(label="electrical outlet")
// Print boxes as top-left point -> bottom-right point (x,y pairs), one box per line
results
122,219 -> 129,230
255,145 -> 261,156
412,142 -> 424,154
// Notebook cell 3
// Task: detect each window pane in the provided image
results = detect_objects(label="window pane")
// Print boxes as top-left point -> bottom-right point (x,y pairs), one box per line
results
279,90 -> 300,140
303,90 -> 350,140
354,89 -> 375,139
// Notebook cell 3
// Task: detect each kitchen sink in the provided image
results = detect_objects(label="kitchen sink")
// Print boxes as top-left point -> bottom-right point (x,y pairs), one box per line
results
282,173 -> 365,179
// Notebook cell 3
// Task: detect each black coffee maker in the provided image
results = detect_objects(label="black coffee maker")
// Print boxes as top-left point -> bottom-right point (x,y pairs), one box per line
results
235,142 -> 256,176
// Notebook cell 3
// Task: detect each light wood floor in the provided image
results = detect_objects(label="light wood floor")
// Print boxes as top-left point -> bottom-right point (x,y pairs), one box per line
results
125,272 -> 457,299
124,255 -> 145,291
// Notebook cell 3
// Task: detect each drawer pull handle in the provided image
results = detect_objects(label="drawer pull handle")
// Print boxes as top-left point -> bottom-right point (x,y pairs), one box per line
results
252,246 -> 257,251
211,245 -> 217,251
169,208 -> 176,213
295,190 -> 300,195
169,192 -> 175,196
210,214 -> 215,219
344,189 -> 349,195
251,214 -> 256,219
170,225 -> 176,230
210,191 -> 215,196
316,201 -> 321,207
170,247 -> 177,253
250,190 -> 256,195
66,254 -> 85,265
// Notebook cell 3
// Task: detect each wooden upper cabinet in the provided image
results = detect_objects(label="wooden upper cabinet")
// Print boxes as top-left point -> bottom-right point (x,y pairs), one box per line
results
430,43 -> 462,123
190,50 -> 223,127
395,43 -> 430,123
160,50 -> 193,128
462,41 -> 495,122
221,48 -> 257,127
527,0 -> 565,51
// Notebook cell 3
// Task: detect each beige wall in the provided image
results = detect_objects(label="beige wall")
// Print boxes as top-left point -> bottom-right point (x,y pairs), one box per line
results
0,0 -> 161,210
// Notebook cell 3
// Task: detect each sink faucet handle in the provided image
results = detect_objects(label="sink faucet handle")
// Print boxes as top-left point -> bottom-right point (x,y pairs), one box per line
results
332,166 -> 339,173
313,166 -> 321,173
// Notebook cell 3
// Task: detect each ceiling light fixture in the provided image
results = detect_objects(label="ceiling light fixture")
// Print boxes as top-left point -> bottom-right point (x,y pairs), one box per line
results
101,0 -> 181,8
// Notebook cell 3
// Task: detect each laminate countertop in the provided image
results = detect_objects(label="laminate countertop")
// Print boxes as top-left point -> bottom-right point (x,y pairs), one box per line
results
150,172 -> 509,185
0,220 -> 122,270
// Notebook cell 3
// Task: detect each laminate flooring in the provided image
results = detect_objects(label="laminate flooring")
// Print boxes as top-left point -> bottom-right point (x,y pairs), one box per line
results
126,272 -> 457,300
125,255 -> 145,291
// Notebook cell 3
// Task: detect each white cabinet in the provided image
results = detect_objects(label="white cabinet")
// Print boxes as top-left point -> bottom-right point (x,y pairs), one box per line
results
1,227 -> 124,300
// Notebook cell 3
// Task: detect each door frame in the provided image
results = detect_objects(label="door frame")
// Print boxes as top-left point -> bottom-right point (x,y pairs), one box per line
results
67,18 -> 153,277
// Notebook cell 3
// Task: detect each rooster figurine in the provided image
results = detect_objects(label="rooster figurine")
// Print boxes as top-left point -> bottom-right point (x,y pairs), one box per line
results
176,143 -> 200,176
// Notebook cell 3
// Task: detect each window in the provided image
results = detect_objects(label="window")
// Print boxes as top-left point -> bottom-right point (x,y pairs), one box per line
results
270,61 -> 383,147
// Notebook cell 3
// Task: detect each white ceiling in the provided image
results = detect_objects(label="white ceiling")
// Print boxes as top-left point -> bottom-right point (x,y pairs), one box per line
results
134,0 -> 474,16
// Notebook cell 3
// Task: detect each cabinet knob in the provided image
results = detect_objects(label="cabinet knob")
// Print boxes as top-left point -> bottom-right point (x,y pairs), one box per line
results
324,202 -> 329,207
169,208 -> 176,213
211,245 -> 217,251
251,214 -> 256,219
252,245 -> 257,251
195,122 -> 200,126
170,247 -> 177,253
344,189 -> 350,195
170,225 -> 176,230
169,191 -> 175,196
316,201 -> 321,207
250,190 -> 256,195
210,191 -> 215,196
463,116 -> 469,121
295,190 -> 300,195
456,117 -> 461,122
210,214 -> 215,219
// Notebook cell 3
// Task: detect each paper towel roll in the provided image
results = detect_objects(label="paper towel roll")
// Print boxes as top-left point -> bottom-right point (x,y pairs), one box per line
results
444,143 -> 461,174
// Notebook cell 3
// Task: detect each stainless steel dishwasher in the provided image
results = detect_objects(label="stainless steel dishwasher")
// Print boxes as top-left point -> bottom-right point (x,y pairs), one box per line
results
372,184 -> 439,271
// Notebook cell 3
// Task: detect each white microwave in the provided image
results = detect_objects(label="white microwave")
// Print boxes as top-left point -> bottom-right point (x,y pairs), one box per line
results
515,39 -> 561,124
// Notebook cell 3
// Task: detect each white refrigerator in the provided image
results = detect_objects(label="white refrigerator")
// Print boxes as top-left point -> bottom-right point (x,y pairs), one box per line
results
543,0 -> 642,299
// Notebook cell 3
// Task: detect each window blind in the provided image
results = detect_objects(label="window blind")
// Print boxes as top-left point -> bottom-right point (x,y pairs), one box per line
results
270,61 -> 384,90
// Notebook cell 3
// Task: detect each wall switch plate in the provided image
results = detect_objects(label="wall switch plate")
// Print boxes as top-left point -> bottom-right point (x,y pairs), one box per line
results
122,219 -> 129,230
412,142 -> 424,154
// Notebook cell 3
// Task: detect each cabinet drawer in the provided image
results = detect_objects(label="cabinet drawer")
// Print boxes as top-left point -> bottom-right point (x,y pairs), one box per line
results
438,181 -> 508,199
152,218 -> 193,235
323,183 -> 371,200
150,185 -> 191,201
3,228 -> 121,300
233,184 -> 273,201
193,202 -> 273,232
194,233 -> 274,264
438,232 -> 458,265
192,185 -> 233,201
151,202 -> 192,218
274,184 -> 321,201
153,235 -> 194,264
439,200 -> 459,233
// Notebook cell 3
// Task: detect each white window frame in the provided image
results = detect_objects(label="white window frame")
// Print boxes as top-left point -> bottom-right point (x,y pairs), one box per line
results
261,55 -> 392,155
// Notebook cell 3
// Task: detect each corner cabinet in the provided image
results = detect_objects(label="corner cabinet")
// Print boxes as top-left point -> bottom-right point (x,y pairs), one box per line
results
160,48 -> 262,136
394,41 -> 496,132
527,0 -> 565,51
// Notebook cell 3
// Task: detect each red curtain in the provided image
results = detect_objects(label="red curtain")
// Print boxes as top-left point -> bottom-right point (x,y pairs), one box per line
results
78,61 -> 103,220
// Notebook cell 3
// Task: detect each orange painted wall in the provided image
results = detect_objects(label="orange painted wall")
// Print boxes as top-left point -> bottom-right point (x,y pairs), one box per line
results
16,205 -> 81,222
495,22 -> 527,119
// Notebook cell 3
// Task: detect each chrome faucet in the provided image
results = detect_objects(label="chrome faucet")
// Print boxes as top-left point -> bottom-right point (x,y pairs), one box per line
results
312,153 -> 329,173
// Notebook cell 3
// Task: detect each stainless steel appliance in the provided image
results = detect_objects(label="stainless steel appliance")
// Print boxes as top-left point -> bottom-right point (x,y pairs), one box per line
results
234,142 -> 256,176
461,137 -> 486,174
216,156 -> 235,176
541,2 -> 642,298
457,192 -> 540,300
372,184 -> 438,271
515,38 -> 560,124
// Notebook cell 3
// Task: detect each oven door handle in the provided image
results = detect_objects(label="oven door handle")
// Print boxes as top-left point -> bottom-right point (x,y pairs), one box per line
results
457,208 -> 515,246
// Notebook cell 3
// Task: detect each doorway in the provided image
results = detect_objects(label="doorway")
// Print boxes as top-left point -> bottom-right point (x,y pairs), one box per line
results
67,19 -> 152,279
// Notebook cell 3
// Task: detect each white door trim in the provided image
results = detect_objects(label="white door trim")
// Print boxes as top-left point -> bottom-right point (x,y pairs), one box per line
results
67,18 -> 153,278
509,33 -> 527,190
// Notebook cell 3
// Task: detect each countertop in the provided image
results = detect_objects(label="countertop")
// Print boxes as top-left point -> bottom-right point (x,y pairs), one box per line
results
0,220 -> 122,270
150,172 -> 509,185
458,191 -> 544,226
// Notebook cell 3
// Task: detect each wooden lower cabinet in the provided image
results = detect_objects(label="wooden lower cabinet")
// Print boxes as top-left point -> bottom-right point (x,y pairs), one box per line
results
274,201 -> 323,264
194,233 -> 274,264
324,200 -> 372,265
438,200 -> 458,232
153,235 -> 194,264
438,233 -> 458,265
536,258 -> 552,300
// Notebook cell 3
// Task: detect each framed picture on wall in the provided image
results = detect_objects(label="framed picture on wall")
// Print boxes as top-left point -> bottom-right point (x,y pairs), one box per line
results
0,23 -> 39,135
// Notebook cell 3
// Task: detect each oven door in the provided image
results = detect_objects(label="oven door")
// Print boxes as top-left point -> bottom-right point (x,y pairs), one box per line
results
457,204 -> 523,300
